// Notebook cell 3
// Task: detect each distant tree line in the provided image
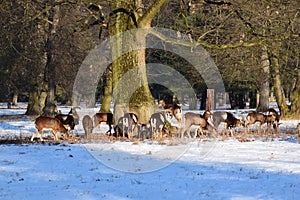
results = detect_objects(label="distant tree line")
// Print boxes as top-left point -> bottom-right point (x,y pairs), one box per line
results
0,0 -> 299,118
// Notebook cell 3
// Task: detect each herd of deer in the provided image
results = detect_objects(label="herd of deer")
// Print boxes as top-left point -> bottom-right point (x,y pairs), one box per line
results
30,105 -> 80,141
30,100 -> 283,142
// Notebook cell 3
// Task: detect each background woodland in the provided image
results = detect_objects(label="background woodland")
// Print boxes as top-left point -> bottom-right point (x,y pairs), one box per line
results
0,0 -> 299,118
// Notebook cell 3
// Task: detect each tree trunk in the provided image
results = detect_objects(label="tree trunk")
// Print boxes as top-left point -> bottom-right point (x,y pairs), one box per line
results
272,51 -> 289,117
100,67 -> 113,113
249,91 -> 257,109
200,89 -> 207,110
110,30 -> 154,124
289,70 -> 300,117
257,46 -> 270,112
12,89 -> 18,106
206,89 -> 214,111
45,4 -> 60,105
26,91 -> 40,115
107,0 -> 168,123
237,92 -> 246,109
26,78 -> 47,115
25,2 -> 62,115
189,95 -> 197,110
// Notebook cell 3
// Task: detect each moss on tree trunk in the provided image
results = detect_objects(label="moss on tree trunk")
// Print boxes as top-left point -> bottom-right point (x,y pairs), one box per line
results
289,71 -> 300,117
26,81 -> 47,115
257,46 -> 270,112
105,0 -> 168,123
272,51 -> 290,118
100,68 -> 113,113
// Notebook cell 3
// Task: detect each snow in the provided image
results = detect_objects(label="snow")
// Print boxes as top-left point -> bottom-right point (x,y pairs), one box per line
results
0,103 -> 300,200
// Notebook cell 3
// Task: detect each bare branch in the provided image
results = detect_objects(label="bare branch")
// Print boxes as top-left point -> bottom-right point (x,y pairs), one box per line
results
109,8 -> 138,27
204,0 -> 232,6
138,0 -> 169,27
196,11 -> 235,41
149,28 -> 298,50
21,1 -> 77,28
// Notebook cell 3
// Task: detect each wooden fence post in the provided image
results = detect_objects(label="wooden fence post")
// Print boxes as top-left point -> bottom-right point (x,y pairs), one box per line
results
206,89 -> 214,111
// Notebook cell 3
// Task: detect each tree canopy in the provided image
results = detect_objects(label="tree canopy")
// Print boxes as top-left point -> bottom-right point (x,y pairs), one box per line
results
0,0 -> 299,117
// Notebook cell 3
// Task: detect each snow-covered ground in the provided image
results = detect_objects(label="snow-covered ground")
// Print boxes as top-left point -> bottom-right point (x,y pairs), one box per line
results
0,103 -> 300,200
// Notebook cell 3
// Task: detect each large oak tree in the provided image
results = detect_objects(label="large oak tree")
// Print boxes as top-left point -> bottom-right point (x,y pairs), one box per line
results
100,0 -> 169,123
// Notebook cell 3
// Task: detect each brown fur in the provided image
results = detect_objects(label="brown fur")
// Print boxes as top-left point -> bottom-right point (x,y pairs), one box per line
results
266,108 -> 280,128
31,116 -> 68,141
180,111 -> 212,138
93,112 -> 114,134
83,115 -> 93,138
159,100 -> 182,128
55,108 -> 76,137
246,112 -> 276,128
159,99 -> 174,110
212,112 -> 243,129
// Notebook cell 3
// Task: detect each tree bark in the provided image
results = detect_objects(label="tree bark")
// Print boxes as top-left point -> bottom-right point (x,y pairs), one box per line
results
25,2 -> 61,115
110,28 -> 154,124
257,45 -> 270,112
45,4 -> 60,105
26,77 -> 47,115
272,51 -> 290,117
105,0 -> 169,123
26,91 -> 40,115
100,67 -> 113,113
12,89 -> 18,106
289,70 -> 300,117
206,89 -> 214,111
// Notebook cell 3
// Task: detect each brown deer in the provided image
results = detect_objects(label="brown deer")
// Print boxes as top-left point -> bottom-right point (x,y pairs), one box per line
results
55,108 -> 76,137
159,99 -> 182,128
69,107 -> 80,125
245,112 -> 276,133
180,111 -> 214,138
159,99 -> 174,110
31,116 -> 68,141
211,111 -> 244,136
212,112 -> 244,129
93,112 -> 114,135
82,115 -> 93,138
266,108 -> 280,129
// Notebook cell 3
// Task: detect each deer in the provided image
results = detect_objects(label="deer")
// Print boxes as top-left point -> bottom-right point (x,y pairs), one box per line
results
159,99 -> 175,110
180,111 -> 214,138
114,113 -> 138,139
266,108 -> 280,129
55,108 -> 76,138
137,123 -> 151,139
82,115 -> 93,138
149,110 -> 173,139
93,112 -> 114,135
31,116 -> 68,141
159,99 -> 182,128
211,111 -> 244,136
245,111 -> 276,134
246,112 -> 276,127
69,107 -> 80,125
